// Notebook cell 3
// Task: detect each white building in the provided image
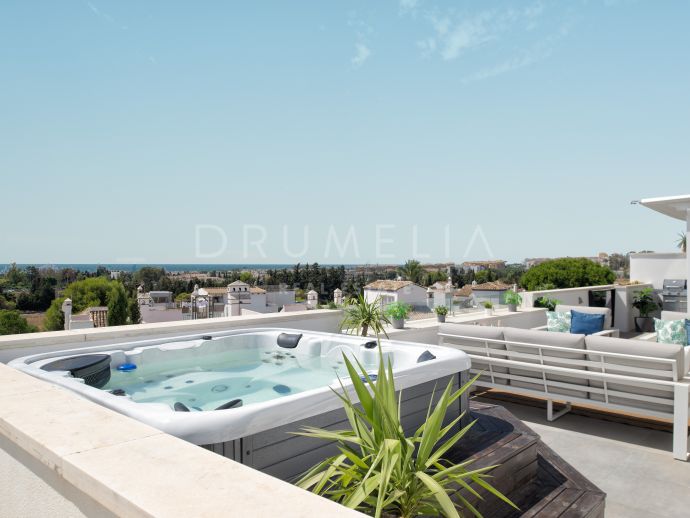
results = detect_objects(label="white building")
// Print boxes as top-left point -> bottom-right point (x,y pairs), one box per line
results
363,280 -> 428,309
461,260 -> 506,273
470,281 -> 512,306
202,281 -> 296,314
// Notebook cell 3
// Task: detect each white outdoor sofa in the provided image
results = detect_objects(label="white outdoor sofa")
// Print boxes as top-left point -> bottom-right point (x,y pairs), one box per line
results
438,323 -> 690,461
532,305 -> 619,337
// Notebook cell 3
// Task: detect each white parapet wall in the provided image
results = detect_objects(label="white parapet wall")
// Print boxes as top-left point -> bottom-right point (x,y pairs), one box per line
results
630,252 -> 688,289
0,363 -> 362,518
0,309 -> 344,363
383,308 -> 548,345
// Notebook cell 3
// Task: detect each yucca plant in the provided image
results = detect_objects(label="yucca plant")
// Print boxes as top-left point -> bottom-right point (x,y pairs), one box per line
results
340,294 -> 390,337
295,350 -> 517,517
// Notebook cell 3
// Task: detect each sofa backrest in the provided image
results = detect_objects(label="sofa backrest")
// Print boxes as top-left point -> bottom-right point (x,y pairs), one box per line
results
661,310 -> 690,321
584,334 -> 684,381
438,323 -> 505,351
438,323 -> 510,385
556,305 -> 612,329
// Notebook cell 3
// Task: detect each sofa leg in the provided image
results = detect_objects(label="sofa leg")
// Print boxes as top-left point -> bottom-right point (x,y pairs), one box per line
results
547,400 -> 572,422
673,385 -> 689,461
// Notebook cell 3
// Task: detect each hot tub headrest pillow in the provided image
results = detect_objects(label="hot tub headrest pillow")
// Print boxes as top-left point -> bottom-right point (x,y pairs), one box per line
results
277,333 -> 303,348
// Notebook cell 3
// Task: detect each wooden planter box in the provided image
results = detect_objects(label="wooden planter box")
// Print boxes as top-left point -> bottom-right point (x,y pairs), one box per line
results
449,402 -> 605,517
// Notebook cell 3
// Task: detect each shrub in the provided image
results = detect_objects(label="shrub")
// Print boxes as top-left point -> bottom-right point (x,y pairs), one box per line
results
385,301 -> 412,320
534,296 -> 560,312
503,290 -> 522,306
434,305 -> 449,316
0,310 -> 37,335
482,301 -> 493,309
520,258 -> 615,291
128,298 -> 141,324
632,287 -> 658,317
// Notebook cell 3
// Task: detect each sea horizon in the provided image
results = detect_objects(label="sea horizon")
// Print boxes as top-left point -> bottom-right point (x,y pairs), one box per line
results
0,263 -> 369,274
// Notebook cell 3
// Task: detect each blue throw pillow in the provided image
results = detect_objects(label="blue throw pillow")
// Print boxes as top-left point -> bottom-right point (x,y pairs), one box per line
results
686,319 -> 690,346
570,310 -> 605,335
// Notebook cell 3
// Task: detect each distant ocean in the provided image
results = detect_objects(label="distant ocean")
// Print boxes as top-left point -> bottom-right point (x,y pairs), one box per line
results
0,264 -> 358,273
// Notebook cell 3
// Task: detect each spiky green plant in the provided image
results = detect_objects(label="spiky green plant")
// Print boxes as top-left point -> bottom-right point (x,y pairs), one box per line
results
296,351 -> 517,517
340,294 -> 390,338
677,232 -> 687,253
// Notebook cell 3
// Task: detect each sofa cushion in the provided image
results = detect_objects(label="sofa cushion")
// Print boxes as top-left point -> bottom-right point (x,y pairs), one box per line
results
655,318 -> 688,346
438,323 -> 509,385
503,328 -> 588,399
585,334 -> 683,413
546,311 -> 571,333
570,310 -> 605,335
556,305 -> 612,330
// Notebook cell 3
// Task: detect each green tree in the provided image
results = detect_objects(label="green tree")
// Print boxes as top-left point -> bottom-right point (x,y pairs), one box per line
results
5,262 -> 26,287
499,264 -> 526,285
520,258 -> 616,291
677,232 -> 687,253
0,310 -> 37,335
133,267 -> 167,291
44,298 -> 66,331
474,269 -> 497,284
128,298 -> 141,324
397,260 -> 423,284
44,277 -> 127,331
175,292 -> 191,302
107,283 -> 129,326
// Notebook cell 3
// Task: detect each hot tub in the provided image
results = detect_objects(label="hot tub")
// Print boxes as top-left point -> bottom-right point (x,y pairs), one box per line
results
10,328 -> 470,480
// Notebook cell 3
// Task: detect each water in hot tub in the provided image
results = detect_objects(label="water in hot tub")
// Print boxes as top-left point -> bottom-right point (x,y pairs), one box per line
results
101,346 -> 368,411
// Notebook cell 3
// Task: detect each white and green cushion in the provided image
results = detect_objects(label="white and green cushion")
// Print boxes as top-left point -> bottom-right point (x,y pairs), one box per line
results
546,311 -> 571,333
655,318 -> 688,346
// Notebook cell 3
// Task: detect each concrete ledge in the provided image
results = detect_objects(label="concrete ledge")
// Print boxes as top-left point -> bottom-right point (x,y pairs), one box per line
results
0,363 -> 361,517
0,309 -> 343,363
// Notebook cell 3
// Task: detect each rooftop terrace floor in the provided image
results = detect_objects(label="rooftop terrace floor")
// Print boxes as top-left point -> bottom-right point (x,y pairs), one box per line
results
477,395 -> 690,518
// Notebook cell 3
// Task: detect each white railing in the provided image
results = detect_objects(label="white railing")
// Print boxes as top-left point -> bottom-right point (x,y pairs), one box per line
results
438,331 -> 690,460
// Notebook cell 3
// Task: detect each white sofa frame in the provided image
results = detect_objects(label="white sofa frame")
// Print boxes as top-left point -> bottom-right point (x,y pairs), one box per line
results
438,331 -> 690,461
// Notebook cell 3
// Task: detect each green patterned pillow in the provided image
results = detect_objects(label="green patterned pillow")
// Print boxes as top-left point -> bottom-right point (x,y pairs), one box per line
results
655,318 -> 688,345
547,311 -> 571,333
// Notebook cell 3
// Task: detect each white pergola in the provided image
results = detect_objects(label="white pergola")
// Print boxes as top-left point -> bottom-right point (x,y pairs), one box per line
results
639,194 -> 690,286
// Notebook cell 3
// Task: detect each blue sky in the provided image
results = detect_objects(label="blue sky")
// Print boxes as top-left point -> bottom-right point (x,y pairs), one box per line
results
1,1 -> 688,265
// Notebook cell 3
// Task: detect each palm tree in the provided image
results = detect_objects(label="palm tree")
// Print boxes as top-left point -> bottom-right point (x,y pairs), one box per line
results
397,259 -> 423,284
340,294 -> 390,338
677,232 -> 687,253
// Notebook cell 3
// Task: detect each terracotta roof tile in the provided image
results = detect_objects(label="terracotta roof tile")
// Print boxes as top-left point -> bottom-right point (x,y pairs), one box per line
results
364,280 -> 416,291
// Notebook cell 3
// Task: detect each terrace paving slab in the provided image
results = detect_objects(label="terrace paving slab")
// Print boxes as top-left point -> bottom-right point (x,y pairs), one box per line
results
477,396 -> 690,518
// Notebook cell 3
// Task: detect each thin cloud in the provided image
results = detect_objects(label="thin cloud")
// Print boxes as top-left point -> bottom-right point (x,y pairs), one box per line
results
85,1 -> 116,25
406,1 -> 574,81
462,47 -> 550,83
399,0 -> 420,15
351,43 -> 371,68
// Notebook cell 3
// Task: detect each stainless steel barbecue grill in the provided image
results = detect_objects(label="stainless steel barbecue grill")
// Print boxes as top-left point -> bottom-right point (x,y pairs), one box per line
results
661,279 -> 687,313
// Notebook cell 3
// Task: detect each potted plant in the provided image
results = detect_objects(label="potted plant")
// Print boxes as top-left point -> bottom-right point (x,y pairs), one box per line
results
534,296 -> 560,312
504,290 -> 522,312
296,349 -> 517,517
340,294 -> 390,337
434,304 -> 448,323
482,300 -> 494,316
385,301 -> 411,329
632,287 -> 659,332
